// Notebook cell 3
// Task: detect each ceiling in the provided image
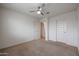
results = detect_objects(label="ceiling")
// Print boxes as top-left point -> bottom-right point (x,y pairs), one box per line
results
0,3 -> 79,19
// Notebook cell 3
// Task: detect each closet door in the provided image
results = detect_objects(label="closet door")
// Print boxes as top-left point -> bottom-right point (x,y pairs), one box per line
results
56,20 -> 65,42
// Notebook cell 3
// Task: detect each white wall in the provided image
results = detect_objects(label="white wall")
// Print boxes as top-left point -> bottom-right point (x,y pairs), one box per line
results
0,7 -> 40,49
48,10 -> 78,47
77,6 -> 79,48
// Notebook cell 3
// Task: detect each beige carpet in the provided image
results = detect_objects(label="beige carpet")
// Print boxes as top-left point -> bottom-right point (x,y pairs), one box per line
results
0,40 -> 78,56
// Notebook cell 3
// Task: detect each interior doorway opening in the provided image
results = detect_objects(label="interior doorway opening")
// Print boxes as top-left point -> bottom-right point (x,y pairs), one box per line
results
40,22 -> 45,40
40,18 -> 48,41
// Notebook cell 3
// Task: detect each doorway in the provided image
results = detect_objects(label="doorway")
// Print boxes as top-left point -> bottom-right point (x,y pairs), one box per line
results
40,22 -> 45,40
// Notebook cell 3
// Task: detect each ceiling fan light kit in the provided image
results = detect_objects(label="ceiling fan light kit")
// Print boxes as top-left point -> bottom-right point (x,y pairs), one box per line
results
39,7 -> 42,11
37,11 -> 41,14
30,3 -> 50,16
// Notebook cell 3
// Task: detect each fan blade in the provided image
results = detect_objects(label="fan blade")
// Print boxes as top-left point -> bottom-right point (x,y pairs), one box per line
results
30,11 -> 35,12
41,12 -> 44,15
38,6 -> 41,9
47,12 -> 50,14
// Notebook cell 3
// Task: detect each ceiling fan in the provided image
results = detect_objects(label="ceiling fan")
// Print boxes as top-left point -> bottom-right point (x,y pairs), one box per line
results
29,4 -> 50,16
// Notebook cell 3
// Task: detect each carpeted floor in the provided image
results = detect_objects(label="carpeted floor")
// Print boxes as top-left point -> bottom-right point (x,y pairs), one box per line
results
0,40 -> 78,56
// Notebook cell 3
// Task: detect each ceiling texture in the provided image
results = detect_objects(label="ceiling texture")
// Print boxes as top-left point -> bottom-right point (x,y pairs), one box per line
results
0,3 -> 79,19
